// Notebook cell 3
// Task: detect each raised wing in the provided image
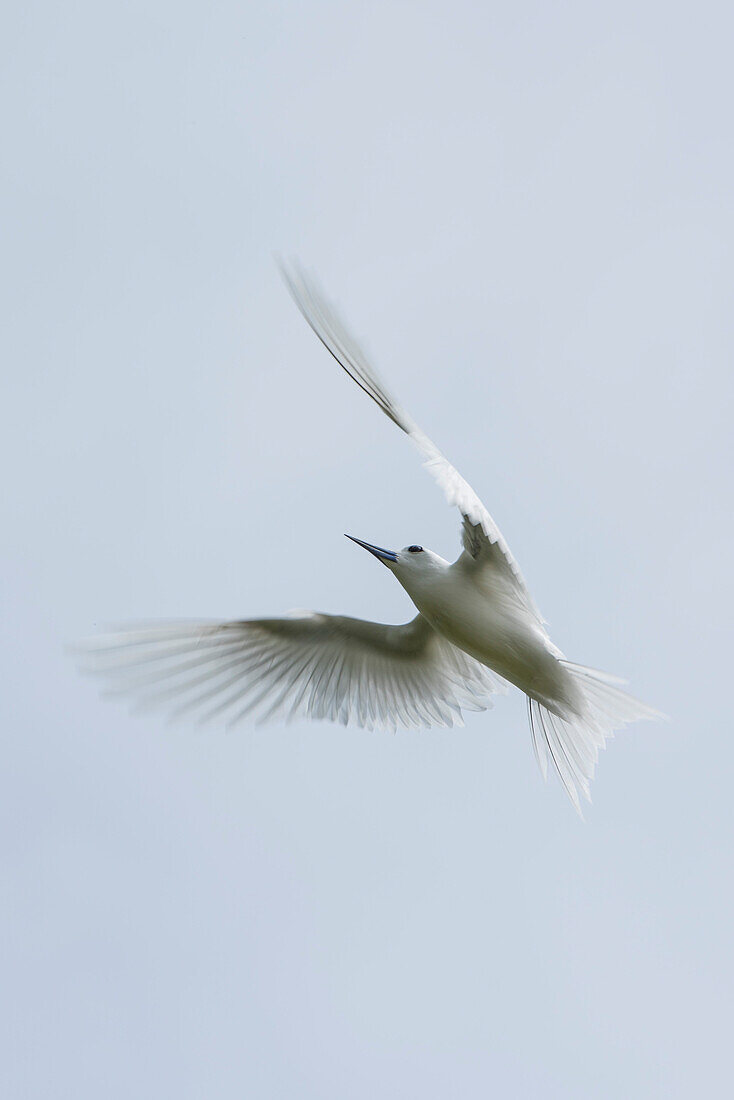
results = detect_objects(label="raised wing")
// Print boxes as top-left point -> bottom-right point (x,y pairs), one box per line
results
281,262 -> 543,623
79,613 -> 507,731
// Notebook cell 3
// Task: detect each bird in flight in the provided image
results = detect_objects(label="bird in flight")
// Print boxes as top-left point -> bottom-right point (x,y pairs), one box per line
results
83,263 -> 661,811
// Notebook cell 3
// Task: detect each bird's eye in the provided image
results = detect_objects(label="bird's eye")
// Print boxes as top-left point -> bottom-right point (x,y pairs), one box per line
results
407,545 -> 423,553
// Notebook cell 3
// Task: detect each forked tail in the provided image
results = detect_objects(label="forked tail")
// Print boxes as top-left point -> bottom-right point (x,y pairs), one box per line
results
527,661 -> 663,814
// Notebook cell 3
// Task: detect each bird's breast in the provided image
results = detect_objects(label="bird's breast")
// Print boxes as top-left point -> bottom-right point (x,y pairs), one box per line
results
408,575 -> 564,703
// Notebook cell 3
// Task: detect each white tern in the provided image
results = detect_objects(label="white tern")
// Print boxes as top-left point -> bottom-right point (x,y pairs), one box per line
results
83,263 -> 661,811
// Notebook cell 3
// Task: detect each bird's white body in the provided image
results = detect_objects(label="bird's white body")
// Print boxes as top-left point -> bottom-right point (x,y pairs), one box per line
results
82,263 -> 661,812
389,549 -> 579,717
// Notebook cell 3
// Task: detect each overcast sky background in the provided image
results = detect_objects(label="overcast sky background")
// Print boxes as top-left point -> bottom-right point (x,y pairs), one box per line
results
3,2 -> 733,1096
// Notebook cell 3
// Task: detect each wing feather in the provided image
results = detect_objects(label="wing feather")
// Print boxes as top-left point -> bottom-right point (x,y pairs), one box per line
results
79,613 -> 507,731
281,262 -> 543,622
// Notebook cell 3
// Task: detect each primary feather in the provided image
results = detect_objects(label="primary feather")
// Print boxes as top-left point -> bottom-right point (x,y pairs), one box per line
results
79,614 -> 508,732
280,261 -> 542,621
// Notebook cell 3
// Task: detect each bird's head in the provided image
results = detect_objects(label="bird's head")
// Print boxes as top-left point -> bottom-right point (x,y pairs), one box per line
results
345,535 -> 449,592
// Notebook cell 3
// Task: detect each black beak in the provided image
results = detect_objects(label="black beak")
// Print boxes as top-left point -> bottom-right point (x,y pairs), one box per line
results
345,534 -> 398,564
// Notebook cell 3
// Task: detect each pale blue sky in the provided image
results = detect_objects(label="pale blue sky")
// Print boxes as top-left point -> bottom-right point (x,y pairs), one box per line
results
3,2 -> 733,1096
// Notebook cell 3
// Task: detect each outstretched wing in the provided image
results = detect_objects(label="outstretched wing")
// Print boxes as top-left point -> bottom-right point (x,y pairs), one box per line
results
79,613 -> 507,731
281,262 -> 543,623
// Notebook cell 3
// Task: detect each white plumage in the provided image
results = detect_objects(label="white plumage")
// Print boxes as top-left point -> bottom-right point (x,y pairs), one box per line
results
86,615 -> 506,732
81,263 -> 662,812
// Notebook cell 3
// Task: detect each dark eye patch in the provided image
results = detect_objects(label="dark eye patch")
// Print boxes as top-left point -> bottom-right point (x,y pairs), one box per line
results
407,545 -> 423,553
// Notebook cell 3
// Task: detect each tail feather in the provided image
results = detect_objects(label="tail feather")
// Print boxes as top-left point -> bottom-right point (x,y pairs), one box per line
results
529,662 -> 664,814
